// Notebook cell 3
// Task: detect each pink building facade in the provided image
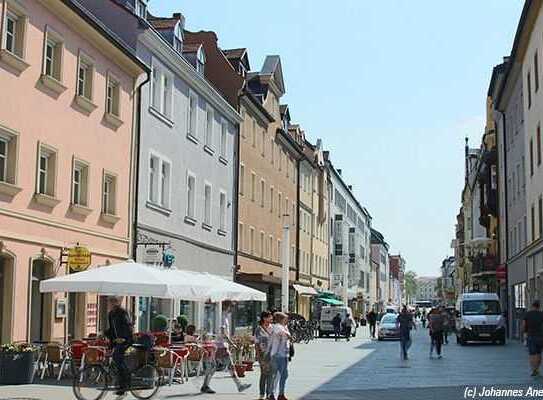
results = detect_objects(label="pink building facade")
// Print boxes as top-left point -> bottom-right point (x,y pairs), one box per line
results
0,0 -> 146,343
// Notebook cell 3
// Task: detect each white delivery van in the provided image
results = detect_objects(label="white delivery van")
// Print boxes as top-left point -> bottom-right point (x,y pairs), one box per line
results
319,306 -> 356,337
455,292 -> 506,345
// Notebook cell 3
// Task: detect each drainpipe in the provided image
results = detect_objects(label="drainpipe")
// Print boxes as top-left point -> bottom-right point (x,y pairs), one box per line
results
296,159 -> 301,283
232,98 -> 241,283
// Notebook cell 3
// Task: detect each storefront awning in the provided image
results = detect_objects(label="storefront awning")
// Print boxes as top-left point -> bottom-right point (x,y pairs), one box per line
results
293,284 -> 318,296
319,297 -> 344,306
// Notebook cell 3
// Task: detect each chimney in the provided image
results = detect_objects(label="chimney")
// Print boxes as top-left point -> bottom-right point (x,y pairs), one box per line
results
337,169 -> 342,176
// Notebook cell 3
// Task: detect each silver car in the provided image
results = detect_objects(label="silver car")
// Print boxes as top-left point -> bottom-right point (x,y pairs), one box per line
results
378,313 -> 400,341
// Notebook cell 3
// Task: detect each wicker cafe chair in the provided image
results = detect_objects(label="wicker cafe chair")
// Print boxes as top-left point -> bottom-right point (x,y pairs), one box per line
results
81,346 -> 107,366
185,343 -> 205,379
40,343 -> 70,381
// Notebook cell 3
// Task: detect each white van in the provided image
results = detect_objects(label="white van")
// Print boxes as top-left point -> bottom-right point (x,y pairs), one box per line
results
319,306 -> 356,337
455,292 -> 506,345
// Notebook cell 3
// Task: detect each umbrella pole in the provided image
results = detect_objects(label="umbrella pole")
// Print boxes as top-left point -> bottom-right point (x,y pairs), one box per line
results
169,298 -> 174,344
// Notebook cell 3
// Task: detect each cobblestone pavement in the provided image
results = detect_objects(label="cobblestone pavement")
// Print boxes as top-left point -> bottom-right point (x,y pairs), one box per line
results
0,325 -> 539,400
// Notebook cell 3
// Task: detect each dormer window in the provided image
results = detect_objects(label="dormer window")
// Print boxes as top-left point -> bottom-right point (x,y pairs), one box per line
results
135,0 -> 147,19
174,22 -> 183,53
283,118 -> 289,132
239,63 -> 246,78
196,47 -> 206,75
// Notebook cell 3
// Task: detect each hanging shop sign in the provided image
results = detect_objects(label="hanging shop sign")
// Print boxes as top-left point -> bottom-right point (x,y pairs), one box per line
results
143,246 -> 162,264
68,246 -> 92,272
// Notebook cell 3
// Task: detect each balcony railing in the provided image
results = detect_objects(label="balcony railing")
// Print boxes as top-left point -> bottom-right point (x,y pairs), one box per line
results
471,254 -> 497,275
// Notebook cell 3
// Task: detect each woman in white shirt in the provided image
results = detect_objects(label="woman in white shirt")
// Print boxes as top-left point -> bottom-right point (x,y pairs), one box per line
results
269,312 -> 292,400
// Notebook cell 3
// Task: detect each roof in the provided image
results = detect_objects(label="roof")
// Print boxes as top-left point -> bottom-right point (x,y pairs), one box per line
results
61,0 -> 148,74
223,48 -> 246,59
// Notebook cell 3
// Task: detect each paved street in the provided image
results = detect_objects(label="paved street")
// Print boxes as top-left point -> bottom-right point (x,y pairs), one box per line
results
0,325 -> 540,400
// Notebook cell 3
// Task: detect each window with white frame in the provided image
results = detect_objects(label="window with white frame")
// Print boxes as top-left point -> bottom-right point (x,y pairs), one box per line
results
219,191 -> 227,232
186,172 -> 196,219
268,235 -> 273,259
261,129 -> 265,157
250,227 -> 255,254
151,61 -> 173,119
102,173 -> 116,215
106,75 -> 120,117
270,187 -> 274,212
188,91 -> 198,139
260,231 -> 265,257
77,53 -> 93,100
4,4 -> 27,60
205,106 -> 214,148
271,137 -> 275,165
251,172 -> 256,201
252,120 -> 256,147
260,179 -> 265,207
72,160 -> 89,206
37,145 -> 56,196
148,154 -> 170,209
43,29 -> 63,81
204,183 -> 212,226
239,163 -> 245,195
135,0 -> 147,18
238,223 -> 244,251
0,130 -> 18,185
174,22 -> 183,52
277,239 -> 281,263
220,119 -> 227,159
196,47 -> 206,75
278,193 -> 282,218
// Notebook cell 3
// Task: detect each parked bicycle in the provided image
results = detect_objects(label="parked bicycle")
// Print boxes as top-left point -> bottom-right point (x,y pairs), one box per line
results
72,344 -> 161,400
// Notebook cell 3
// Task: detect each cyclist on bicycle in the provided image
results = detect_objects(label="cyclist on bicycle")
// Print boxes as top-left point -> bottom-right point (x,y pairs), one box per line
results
105,297 -> 133,397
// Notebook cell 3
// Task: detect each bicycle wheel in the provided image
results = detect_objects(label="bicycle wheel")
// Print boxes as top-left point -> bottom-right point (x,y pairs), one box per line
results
130,363 -> 161,400
72,364 -> 108,400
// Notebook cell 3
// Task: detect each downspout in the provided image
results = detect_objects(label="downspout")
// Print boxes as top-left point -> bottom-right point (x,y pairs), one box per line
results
233,95 -> 242,282
131,72 -> 151,261
296,159 -> 301,283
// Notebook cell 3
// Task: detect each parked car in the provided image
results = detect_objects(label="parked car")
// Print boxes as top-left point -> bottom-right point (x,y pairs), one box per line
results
378,313 -> 400,340
319,306 -> 357,337
455,292 -> 506,345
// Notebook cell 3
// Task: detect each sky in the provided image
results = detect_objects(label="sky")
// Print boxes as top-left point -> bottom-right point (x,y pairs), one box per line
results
150,1 -> 523,277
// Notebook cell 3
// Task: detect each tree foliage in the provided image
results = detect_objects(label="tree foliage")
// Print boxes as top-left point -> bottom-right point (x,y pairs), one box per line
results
404,270 -> 418,303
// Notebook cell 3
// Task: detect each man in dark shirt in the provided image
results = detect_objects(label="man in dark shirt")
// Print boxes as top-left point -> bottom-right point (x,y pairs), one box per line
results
428,308 -> 444,359
367,310 -> 377,339
332,314 -> 342,341
396,305 -> 415,360
106,297 -> 133,396
523,300 -> 543,376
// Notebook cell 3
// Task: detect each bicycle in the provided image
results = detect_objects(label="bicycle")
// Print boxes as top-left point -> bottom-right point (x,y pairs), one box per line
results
72,344 -> 161,400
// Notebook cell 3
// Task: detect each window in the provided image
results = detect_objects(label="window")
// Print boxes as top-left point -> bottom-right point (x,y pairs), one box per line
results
536,51 -> 540,92
72,160 -> 89,206
260,232 -> 265,257
220,119 -> 227,159
37,145 -> 56,197
268,235 -> 273,259
240,110 -> 246,139
135,0 -> 147,18
43,30 -> 63,82
532,204 -> 536,242
187,173 -> 196,219
251,172 -> 256,201
260,179 -> 265,207
250,227 -> 255,254
151,61 -> 173,119
76,55 -> 93,101
219,191 -> 227,232
102,173 -> 116,215
261,129 -> 266,157
196,47 -> 206,75
174,22 -> 183,52
148,154 -> 170,208
106,75 -> 120,117
188,91 -> 198,139
205,106 -> 214,148
531,138 -> 535,176
278,193 -> 282,218
238,223 -> 244,251
4,7 -> 26,60
522,156 -> 526,187
539,124 -> 542,166
539,197 -> 542,238
278,240 -> 282,263
239,163 -> 245,196
0,129 -> 18,186
279,149 -> 283,171
252,120 -> 256,148
270,187 -> 274,212
528,72 -> 532,108
517,164 -> 521,196
204,183 -> 212,226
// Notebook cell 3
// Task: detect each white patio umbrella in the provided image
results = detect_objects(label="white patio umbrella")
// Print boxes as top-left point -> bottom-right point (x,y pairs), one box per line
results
39,261 -> 214,301
199,273 -> 266,302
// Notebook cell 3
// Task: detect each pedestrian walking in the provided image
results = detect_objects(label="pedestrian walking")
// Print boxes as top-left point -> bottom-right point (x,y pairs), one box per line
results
421,310 -> 427,328
255,311 -> 273,400
367,310 -> 377,339
523,300 -> 543,377
332,313 -> 342,342
343,314 -> 353,341
428,308 -> 444,359
441,307 -> 450,344
105,297 -> 134,397
269,312 -> 292,400
396,305 -> 415,361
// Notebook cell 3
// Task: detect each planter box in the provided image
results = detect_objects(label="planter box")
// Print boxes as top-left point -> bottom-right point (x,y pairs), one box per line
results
0,351 -> 35,384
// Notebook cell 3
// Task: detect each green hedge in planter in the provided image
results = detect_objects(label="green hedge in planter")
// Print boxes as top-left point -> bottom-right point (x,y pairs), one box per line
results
0,344 -> 36,384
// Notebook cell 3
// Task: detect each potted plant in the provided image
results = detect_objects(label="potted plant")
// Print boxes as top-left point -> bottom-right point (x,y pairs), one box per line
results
0,343 -> 37,384
239,333 -> 255,371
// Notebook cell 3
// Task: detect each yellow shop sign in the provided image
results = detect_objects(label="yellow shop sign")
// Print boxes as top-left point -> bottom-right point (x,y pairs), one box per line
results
68,246 -> 91,271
